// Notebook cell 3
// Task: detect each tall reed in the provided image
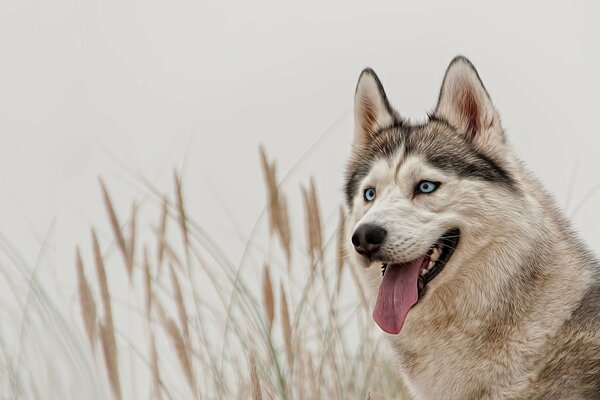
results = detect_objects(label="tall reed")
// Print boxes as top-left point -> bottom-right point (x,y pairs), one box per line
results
73,148 -> 405,399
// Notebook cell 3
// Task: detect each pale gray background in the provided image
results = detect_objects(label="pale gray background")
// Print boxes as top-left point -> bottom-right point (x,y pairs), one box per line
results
1,2 -> 599,395
2,0 -> 599,270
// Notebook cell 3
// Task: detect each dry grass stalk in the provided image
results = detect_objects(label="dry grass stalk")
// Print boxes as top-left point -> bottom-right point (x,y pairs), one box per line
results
301,177 -> 324,265
296,350 -> 307,400
154,293 -> 195,396
301,187 -> 312,263
149,331 -> 161,400
126,201 -> 137,275
300,190 -> 315,265
99,179 -> 132,278
248,354 -> 263,400
144,246 -> 162,400
308,178 -> 323,260
92,230 -> 121,399
71,147 -> 400,399
307,352 -> 319,400
76,247 -> 97,351
336,207 -> 347,296
152,226 -> 184,271
261,264 -> 275,333
169,263 -> 190,341
259,146 -> 280,235
165,243 -> 184,269
278,193 -> 292,266
348,257 -> 369,311
143,246 -> 153,320
164,317 -> 197,397
174,171 -> 190,259
154,296 -> 168,325
259,146 -> 291,264
279,282 -> 293,370
157,196 -> 168,270
92,230 -> 113,323
99,322 -> 122,400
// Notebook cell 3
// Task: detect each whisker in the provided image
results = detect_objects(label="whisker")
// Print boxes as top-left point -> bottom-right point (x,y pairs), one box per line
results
436,243 -> 459,252
438,234 -> 461,240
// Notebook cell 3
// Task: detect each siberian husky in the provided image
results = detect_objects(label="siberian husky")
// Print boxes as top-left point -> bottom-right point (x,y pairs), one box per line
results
344,56 -> 600,399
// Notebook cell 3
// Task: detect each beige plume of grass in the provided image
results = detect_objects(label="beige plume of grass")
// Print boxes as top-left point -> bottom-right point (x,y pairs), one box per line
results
248,354 -> 263,400
126,201 -> 137,274
259,146 -> 291,265
149,331 -> 162,400
261,264 -> 275,333
92,230 -> 121,399
143,246 -> 162,399
164,317 -> 198,398
278,193 -> 292,266
336,207 -> 347,296
72,146 -> 403,400
157,196 -> 168,272
308,178 -> 323,260
154,290 -> 196,397
143,246 -> 153,320
75,247 -> 97,351
169,263 -> 190,341
301,178 -> 323,265
99,179 -> 133,279
279,282 -> 293,370
301,188 -> 313,263
92,230 -> 113,325
99,322 -> 122,400
174,171 -> 190,261
259,146 -> 279,235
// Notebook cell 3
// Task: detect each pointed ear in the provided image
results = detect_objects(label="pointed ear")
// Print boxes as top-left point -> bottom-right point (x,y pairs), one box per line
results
434,57 -> 503,147
353,68 -> 395,148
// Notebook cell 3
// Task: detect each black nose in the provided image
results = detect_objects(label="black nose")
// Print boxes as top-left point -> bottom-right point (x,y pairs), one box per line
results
351,224 -> 386,257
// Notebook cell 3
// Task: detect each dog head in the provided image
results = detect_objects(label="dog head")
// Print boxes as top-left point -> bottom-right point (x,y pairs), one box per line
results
345,57 -> 529,334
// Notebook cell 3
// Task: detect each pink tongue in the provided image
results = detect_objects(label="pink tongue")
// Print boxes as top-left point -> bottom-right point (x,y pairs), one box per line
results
373,256 -> 428,334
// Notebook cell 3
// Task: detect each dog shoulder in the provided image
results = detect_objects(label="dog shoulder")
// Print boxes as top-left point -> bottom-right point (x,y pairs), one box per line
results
522,273 -> 600,399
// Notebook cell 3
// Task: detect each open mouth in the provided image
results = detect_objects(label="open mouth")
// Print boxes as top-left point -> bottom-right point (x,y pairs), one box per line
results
373,229 -> 460,335
380,228 -> 460,297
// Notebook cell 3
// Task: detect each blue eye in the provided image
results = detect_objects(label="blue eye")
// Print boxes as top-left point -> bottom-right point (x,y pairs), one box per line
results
416,181 -> 440,194
363,187 -> 376,202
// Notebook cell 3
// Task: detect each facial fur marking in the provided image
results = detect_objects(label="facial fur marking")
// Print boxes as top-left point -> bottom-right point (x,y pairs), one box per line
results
403,120 -> 516,191
393,153 -> 406,183
426,151 -> 515,190
345,128 -> 406,206
345,118 -> 516,207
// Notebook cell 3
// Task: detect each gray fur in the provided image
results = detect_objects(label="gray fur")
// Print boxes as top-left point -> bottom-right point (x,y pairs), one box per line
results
344,56 -> 600,399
